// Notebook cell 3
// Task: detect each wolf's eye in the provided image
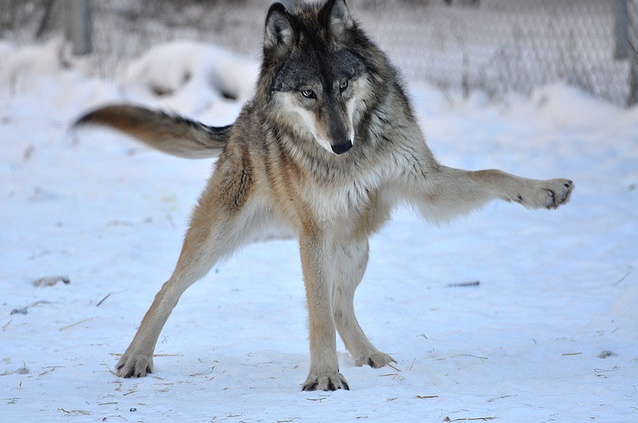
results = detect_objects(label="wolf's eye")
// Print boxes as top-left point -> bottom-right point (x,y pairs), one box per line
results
301,89 -> 316,99
339,80 -> 349,92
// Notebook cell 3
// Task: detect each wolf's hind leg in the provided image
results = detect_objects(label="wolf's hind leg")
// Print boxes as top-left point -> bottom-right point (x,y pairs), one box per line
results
333,240 -> 395,369
116,182 -> 256,378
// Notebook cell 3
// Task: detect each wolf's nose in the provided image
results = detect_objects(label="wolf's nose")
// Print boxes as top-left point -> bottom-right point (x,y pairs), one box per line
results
331,141 -> 353,154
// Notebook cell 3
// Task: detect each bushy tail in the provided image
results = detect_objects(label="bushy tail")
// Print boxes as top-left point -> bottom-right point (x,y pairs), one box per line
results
73,104 -> 231,159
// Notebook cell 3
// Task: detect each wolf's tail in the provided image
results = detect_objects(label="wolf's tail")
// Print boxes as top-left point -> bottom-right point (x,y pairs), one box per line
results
73,104 -> 231,159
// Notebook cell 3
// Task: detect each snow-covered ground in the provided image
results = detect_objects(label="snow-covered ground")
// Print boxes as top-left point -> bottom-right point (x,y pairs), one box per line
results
1,34 -> 637,422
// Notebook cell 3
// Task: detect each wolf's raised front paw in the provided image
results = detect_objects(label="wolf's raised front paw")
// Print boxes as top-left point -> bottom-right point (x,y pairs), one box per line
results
355,352 -> 396,369
540,179 -> 573,209
515,179 -> 573,210
302,372 -> 350,391
116,352 -> 153,378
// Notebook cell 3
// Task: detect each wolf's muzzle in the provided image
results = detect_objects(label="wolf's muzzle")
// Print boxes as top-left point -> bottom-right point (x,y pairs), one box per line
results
331,141 -> 353,154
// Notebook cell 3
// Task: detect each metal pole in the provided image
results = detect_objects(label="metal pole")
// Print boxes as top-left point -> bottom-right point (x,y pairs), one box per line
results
65,0 -> 93,55
615,0 -> 628,59
629,0 -> 638,106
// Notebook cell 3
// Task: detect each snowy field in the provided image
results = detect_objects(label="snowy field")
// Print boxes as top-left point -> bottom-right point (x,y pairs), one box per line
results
2,17 -> 638,423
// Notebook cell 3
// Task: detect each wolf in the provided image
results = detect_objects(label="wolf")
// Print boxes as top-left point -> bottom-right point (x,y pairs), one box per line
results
75,0 -> 573,391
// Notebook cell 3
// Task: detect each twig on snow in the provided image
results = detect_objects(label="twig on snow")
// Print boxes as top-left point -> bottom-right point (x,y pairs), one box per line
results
59,317 -> 94,331
615,266 -> 632,285
96,292 -> 112,307
386,362 -> 401,372
447,280 -> 480,288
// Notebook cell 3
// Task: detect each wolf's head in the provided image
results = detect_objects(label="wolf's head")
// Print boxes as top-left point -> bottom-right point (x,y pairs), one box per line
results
260,0 -> 381,156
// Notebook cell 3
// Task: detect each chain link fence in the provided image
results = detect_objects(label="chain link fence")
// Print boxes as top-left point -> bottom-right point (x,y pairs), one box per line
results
1,0 -> 635,106
358,0 -> 630,105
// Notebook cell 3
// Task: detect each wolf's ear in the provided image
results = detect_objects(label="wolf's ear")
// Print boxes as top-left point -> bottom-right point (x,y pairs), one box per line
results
264,3 -> 296,54
325,0 -> 354,40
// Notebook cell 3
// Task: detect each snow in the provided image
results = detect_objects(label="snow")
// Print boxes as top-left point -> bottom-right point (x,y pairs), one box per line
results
1,36 -> 638,423
121,41 -> 258,120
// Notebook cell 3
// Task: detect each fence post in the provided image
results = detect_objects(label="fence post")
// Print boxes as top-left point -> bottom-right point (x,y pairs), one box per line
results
65,0 -> 93,55
629,0 -> 638,106
616,0 -> 629,59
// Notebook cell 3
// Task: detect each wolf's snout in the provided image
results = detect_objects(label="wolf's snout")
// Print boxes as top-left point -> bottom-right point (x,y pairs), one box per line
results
331,141 -> 353,154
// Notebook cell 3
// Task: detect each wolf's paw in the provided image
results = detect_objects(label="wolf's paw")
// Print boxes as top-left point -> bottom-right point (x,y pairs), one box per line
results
355,352 -> 396,369
515,179 -> 573,210
116,352 -> 153,378
302,372 -> 349,391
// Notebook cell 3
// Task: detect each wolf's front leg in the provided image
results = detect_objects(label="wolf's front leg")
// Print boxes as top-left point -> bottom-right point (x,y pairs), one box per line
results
417,166 -> 573,221
466,169 -> 573,210
299,234 -> 349,391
